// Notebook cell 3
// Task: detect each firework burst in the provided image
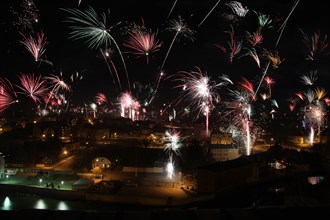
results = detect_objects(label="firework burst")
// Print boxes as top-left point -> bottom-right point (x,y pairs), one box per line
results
9,0 -> 39,33
222,77 -> 258,155
15,73 -> 48,104
163,129 -> 185,156
0,78 -> 18,114
62,6 -> 130,90
171,66 -> 231,136
123,22 -> 163,64
300,29 -> 329,61
19,31 -> 52,65
215,25 -> 242,64
225,1 -> 249,18
300,70 -> 318,86
150,15 -> 195,105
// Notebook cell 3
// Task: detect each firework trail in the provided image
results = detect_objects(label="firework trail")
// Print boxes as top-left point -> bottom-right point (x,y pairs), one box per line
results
0,78 -> 18,114
15,73 -> 48,104
167,0 -> 178,18
276,0 -> 300,47
197,0 -> 222,28
61,6 -> 131,91
100,48 -> 122,91
160,16 -> 195,72
254,0 -> 300,97
149,16 -> 195,105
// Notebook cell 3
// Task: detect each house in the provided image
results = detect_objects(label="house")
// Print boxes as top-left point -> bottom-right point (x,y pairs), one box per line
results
92,157 -> 111,171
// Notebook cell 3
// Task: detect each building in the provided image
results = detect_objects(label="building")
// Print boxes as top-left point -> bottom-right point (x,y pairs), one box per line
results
209,144 -> 240,161
92,157 -> 111,172
210,133 -> 233,145
196,157 -> 259,194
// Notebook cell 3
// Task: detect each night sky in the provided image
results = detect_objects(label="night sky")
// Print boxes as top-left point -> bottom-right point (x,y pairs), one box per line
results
1,0 -> 329,114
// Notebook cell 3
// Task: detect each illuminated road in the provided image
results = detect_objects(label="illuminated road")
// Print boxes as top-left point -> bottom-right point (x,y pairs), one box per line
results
48,155 -> 75,171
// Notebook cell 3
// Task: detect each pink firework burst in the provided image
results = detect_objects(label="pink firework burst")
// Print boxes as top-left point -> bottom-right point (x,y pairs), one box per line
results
19,31 -> 52,65
0,78 -> 18,114
15,73 -> 48,104
264,76 -> 275,97
246,30 -> 263,46
94,93 -> 107,104
123,22 -> 163,63
45,73 -> 71,93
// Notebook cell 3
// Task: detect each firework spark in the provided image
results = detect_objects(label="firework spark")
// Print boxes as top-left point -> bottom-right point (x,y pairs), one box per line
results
9,0 -> 39,33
